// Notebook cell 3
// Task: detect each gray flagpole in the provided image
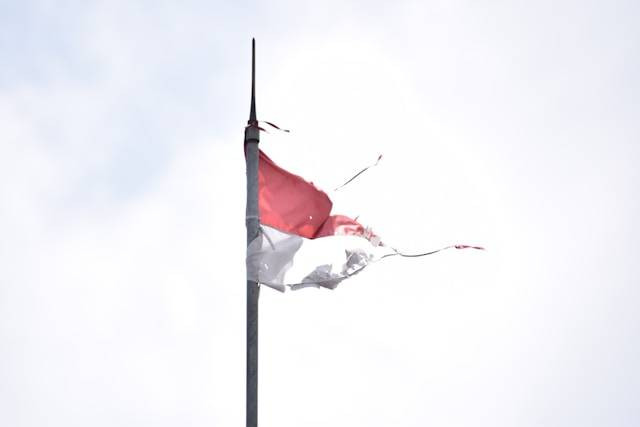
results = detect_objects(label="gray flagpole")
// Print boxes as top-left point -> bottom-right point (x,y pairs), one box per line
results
245,38 -> 260,427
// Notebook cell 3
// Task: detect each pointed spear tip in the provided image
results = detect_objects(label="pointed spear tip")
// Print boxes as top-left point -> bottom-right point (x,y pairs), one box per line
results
249,38 -> 257,122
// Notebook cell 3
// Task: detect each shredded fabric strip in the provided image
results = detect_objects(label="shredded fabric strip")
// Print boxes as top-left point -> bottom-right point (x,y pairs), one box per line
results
247,225 -> 484,292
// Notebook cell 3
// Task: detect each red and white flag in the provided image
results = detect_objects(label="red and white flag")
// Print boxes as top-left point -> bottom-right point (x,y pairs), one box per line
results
247,150 -> 484,291
247,150 -> 381,291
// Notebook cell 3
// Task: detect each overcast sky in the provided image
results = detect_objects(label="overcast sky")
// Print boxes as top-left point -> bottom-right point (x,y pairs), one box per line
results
2,1 -> 639,426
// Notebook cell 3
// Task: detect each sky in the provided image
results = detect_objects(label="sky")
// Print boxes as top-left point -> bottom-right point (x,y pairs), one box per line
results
1,1 -> 639,426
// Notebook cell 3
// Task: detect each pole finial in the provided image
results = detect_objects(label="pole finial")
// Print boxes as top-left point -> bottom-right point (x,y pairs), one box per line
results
249,38 -> 257,122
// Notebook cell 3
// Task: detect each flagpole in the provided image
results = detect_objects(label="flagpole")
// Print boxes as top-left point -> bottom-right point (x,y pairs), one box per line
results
245,38 -> 260,427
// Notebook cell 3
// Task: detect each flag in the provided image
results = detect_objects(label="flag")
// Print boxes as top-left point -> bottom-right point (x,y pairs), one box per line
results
246,149 -> 484,292
247,150 -> 382,291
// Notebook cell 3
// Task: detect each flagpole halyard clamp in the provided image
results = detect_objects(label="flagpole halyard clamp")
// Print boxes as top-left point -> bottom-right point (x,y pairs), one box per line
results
245,120 -> 261,142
